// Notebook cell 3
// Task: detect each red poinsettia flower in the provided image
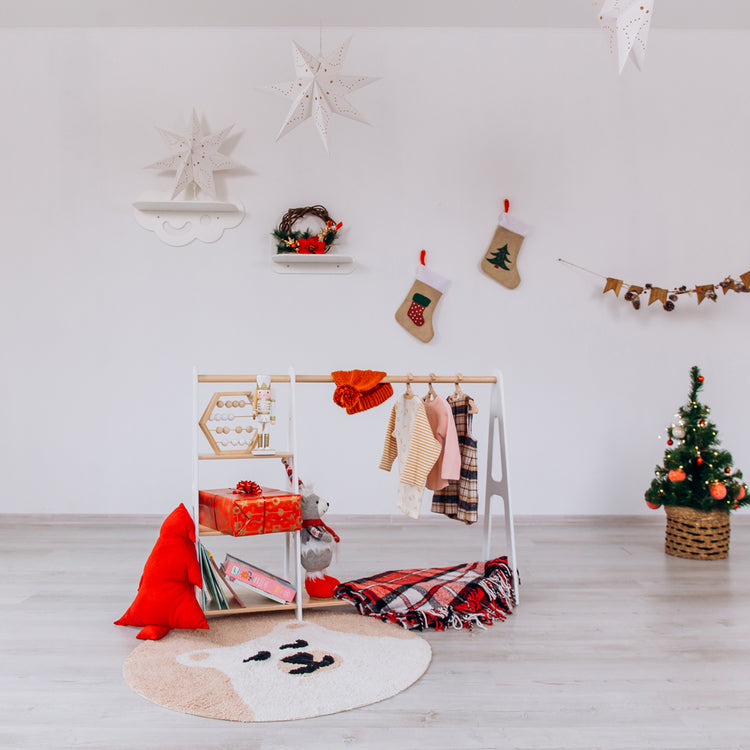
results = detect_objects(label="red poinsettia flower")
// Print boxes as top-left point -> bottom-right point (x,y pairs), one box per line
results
297,237 -> 326,254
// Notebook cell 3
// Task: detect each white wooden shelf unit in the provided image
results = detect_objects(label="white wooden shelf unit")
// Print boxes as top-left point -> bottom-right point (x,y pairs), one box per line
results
192,367 -> 309,621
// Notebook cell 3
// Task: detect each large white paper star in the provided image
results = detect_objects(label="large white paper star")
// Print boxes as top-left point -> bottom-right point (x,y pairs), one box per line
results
146,109 -> 236,199
599,0 -> 655,73
263,37 -> 378,151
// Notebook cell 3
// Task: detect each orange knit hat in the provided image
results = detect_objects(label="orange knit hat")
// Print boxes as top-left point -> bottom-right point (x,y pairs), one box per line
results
331,370 -> 394,414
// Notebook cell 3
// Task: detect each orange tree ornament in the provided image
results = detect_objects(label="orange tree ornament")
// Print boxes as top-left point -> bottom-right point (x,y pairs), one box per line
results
668,469 -> 686,482
645,366 -> 748,513
710,483 -> 728,500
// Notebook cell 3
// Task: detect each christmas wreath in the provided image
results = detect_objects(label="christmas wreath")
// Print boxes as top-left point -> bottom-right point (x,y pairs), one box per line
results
273,205 -> 342,254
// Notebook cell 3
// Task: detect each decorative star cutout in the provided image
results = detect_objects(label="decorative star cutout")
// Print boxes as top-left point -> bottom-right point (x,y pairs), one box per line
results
146,109 -> 236,199
263,37 -> 378,151
599,0 -> 655,73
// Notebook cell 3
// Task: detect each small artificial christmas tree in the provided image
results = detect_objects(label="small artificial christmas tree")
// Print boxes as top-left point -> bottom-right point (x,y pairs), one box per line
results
645,366 -> 748,513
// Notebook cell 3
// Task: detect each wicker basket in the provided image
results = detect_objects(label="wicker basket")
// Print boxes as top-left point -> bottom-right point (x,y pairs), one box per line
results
664,505 -> 730,560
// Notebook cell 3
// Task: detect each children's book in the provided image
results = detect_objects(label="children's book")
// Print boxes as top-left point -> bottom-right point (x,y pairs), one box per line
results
205,548 -> 244,608
200,545 -> 226,609
220,553 -> 297,604
200,544 -> 241,610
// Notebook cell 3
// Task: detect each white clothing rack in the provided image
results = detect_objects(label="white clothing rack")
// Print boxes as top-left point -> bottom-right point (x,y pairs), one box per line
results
195,369 -> 519,603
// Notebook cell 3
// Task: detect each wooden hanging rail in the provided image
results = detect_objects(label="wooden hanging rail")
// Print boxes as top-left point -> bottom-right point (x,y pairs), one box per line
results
198,373 -> 498,384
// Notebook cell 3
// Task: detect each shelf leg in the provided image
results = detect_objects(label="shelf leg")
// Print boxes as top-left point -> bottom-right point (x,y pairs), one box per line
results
283,532 -> 291,581
294,530 -> 303,622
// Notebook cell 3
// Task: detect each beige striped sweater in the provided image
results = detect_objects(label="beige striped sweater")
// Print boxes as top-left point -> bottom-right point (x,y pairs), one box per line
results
379,396 -> 442,518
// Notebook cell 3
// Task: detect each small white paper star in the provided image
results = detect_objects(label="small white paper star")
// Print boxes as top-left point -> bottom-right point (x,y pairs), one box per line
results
263,37 -> 378,151
599,0 -> 655,73
146,109 -> 236,199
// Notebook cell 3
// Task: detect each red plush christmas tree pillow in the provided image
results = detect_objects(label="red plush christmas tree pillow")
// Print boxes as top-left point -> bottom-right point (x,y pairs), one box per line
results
115,503 -> 208,640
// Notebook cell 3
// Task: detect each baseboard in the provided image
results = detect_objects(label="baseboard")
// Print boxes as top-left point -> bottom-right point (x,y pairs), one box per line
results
3,512 -> 747,526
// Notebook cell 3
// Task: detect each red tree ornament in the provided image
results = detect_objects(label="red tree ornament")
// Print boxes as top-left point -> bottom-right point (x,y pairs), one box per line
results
735,485 -> 746,500
710,483 -> 727,500
645,500 -> 661,510
668,469 -> 686,482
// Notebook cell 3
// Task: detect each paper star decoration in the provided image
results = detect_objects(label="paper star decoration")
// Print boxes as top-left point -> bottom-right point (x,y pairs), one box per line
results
599,0 -> 655,73
263,37 -> 378,151
146,109 -> 236,199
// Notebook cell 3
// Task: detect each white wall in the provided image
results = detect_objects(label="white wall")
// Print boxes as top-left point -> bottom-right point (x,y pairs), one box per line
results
1,26 -> 749,516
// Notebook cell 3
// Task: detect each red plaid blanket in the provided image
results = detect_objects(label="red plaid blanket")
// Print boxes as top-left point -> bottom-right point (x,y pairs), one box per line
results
334,557 -> 515,631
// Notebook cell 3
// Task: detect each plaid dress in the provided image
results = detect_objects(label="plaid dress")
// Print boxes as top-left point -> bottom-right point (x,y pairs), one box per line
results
431,394 -> 478,524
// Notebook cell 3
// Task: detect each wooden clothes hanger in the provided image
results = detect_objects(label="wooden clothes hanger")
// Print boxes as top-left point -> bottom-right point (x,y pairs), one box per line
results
450,373 -> 479,413
450,373 -> 464,401
424,373 -> 438,402
404,373 -> 415,399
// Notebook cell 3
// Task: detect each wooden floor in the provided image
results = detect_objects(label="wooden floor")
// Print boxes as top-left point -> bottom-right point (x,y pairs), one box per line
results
2,513 -> 749,750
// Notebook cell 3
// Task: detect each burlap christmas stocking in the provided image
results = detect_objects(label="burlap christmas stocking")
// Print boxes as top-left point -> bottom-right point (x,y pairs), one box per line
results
395,265 -> 449,343
481,212 -> 531,289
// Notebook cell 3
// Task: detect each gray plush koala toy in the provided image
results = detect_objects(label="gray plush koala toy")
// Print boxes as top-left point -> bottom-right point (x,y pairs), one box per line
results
299,488 -> 340,598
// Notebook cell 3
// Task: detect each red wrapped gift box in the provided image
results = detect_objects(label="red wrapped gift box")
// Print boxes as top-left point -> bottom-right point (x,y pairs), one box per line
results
199,487 -> 302,537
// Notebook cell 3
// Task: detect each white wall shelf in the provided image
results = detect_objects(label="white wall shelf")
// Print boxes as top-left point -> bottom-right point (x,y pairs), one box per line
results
133,199 -> 241,213
133,192 -> 244,247
271,253 -> 355,275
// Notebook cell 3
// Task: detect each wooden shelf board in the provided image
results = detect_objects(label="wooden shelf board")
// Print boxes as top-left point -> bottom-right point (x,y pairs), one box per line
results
203,595 -> 352,618
199,525 -> 224,536
198,524 -> 299,537
198,451 -> 294,461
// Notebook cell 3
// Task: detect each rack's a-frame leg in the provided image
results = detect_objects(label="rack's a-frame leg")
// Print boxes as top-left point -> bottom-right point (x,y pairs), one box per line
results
482,370 -> 519,603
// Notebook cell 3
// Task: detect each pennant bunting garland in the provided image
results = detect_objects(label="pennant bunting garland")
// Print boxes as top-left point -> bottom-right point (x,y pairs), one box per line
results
647,287 -> 667,307
603,277 -> 623,296
560,258 -> 750,312
695,285 -> 716,305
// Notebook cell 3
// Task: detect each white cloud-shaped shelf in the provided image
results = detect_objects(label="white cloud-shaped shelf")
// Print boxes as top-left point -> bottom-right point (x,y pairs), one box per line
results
133,192 -> 244,246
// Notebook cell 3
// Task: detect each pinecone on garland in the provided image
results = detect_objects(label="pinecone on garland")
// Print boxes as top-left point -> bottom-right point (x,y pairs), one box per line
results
645,366 -> 748,513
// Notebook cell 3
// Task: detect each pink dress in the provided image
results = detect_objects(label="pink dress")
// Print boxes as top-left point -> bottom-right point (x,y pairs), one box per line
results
423,396 -> 461,491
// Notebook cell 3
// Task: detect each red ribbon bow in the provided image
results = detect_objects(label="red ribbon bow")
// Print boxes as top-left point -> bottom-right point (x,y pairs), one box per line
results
233,480 -> 262,495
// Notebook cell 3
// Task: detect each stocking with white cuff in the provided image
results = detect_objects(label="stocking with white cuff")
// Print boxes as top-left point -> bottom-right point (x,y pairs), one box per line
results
395,264 -> 450,343
481,210 -> 531,289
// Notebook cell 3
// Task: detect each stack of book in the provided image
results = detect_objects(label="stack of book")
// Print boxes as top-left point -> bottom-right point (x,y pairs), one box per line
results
199,545 -> 298,610
199,545 -> 243,611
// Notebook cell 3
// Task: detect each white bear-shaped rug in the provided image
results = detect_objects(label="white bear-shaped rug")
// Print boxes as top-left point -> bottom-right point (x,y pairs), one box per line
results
123,611 -> 431,722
